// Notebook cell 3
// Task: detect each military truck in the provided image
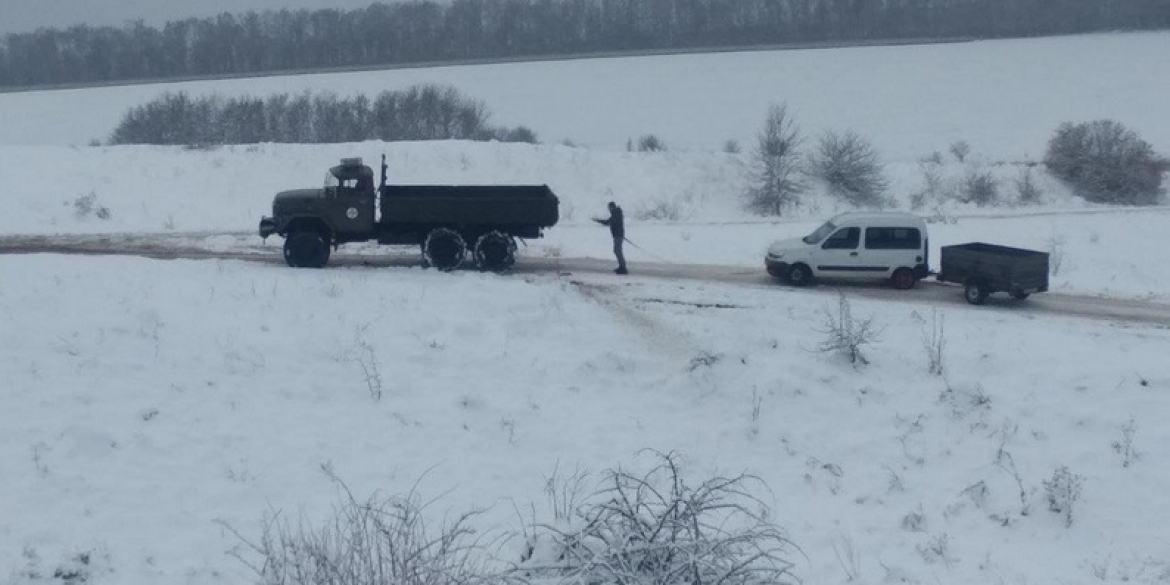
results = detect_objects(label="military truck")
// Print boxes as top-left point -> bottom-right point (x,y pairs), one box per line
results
259,157 -> 558,271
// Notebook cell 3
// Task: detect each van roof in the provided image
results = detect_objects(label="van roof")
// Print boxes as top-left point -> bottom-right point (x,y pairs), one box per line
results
829,211 -> 926,228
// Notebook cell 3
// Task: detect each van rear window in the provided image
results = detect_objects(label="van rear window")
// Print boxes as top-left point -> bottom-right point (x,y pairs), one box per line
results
865,227 -> 922,250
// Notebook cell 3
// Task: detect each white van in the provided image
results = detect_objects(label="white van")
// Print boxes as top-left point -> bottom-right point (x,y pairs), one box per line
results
764,212 -> 929,289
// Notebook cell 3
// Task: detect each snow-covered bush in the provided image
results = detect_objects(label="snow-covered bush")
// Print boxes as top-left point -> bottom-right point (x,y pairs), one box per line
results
1043,466 -> 1085,528
225,467 -> 513,585
961,168 -> 999,206
1044,120 -> 1168,205
815,292 -> 882,366
808,130 -> 889,207
920,308 -> 946,377
522,450 -> 798,585
1014,166 -> 1043,205
949,140 -> 972,163
73,191 -> 111,220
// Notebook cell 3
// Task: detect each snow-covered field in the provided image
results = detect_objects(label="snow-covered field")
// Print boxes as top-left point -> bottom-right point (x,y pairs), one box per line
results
1,32 -> 1169,160
2,32 -> 1170,585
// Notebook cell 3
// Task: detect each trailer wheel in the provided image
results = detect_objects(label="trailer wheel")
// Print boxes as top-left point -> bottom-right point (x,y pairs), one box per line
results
1012,291 -> 1031,300
787,263 -> 813,287
283,232 -> 331,268
423,228 -> 466,272
964,280 -> 989,305
474,231 -> 516,272
891,268 -> 917,290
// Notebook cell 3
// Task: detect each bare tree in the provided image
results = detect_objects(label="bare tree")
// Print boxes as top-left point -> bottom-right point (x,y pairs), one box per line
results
745,104 -> 806,216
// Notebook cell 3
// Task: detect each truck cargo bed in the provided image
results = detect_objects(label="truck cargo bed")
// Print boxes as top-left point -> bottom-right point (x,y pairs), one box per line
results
380,185 -> 558,227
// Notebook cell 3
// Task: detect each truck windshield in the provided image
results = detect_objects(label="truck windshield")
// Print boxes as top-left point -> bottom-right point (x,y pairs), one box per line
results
803,221 -> 836,244
324,172 -> 340,189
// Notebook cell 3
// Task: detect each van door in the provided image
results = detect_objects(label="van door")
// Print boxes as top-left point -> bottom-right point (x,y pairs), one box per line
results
815,227 -> 864,277
862,226 -> 924,277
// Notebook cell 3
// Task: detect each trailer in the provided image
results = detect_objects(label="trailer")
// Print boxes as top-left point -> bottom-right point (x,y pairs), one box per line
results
937,242 -> 1049,305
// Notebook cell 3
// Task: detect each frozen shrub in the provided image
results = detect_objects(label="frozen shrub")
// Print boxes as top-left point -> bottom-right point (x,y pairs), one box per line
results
74,191 -> 111,220
224,467 -> 513,585
723,139 -> 741,154
524,450 -> 797,585
1044,120 -> 1168,205
1043,466 -> 1084,528
808,130 -> 889,207
815,292 -> 882,366
637,133 -> 666,152
962,168 -> 999,206
949,140 -> 971,162
744,103 -> 805,216
1015,166 -> 1043,205
634,198 -> 683,221
497,125 -> 539,144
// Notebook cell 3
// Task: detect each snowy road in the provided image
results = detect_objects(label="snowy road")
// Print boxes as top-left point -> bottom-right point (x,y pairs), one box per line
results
4,231 -> 1169,328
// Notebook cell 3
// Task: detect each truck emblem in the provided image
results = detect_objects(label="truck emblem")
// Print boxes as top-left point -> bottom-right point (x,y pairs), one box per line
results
346,207 -> 359,220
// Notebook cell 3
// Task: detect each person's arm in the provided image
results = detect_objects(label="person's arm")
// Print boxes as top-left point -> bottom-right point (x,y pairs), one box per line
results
593,217 -> 611,226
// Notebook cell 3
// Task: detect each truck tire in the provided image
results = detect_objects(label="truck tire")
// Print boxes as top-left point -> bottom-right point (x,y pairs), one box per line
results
787,263 -> 813,287
964,280 -> 989,305
424,228 -> 466,272
283,232 -> 331,268
474,231 -> 516,272
1012,291 -> 1031,300
891,268 -> 917,290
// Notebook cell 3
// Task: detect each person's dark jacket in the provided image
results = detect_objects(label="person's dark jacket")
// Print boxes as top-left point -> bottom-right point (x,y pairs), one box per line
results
596,205 -> 624,239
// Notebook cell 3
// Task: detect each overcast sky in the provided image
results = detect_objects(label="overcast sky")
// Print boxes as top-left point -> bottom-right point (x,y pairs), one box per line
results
0,0 -> 407,35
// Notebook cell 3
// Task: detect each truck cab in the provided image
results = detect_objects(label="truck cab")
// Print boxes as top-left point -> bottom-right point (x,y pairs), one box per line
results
320,158 -> 377,241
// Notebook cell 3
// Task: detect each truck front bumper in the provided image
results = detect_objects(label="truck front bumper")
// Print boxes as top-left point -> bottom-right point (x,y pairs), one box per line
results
259,217 -> 277,239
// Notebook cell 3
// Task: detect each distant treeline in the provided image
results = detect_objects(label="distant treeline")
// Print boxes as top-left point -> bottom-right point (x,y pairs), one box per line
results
108,84 -> 538,146
4,0 -> 1169,88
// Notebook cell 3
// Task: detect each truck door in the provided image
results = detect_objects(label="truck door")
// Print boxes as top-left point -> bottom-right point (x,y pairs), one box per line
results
324,177 -> 376,240
815,227 -> 864,277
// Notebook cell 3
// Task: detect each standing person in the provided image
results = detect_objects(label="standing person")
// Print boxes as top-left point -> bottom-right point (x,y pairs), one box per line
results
593,201 -> 627,274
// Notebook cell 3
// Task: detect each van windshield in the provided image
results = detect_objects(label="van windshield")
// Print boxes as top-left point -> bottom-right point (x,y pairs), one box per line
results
803,221 -> 836,244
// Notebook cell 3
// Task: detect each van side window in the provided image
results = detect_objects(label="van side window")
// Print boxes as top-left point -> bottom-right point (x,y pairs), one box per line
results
822,227 -> 860,250
865,227 -> 921,250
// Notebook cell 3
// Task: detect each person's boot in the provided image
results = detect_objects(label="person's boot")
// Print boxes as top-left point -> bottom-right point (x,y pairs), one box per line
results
615,266 -> 628,275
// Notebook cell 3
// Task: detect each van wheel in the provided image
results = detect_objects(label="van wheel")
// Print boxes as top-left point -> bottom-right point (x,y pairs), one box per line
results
787,263 -> 813,287
964,280 -> 989,305
283,232 -> 331,268
1012,291 -> 1031,300
891,268 -> 917,290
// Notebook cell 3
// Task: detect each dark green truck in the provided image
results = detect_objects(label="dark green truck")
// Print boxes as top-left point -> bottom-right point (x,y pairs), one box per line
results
259,157 -> 559,271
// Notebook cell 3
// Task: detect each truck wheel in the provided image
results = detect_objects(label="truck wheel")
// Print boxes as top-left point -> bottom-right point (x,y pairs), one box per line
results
891,268 -> 917,290
283,232 -> 331,268
964,280 -> 989,305
424,228 -> 466,272
787,263 -> 813,287
1012,291 -> 1031,300
474,231 -> 516,272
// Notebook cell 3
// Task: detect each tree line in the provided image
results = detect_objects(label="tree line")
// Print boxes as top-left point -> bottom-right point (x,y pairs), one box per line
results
3,0 -> 1168,88
108,84 -> 537,146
